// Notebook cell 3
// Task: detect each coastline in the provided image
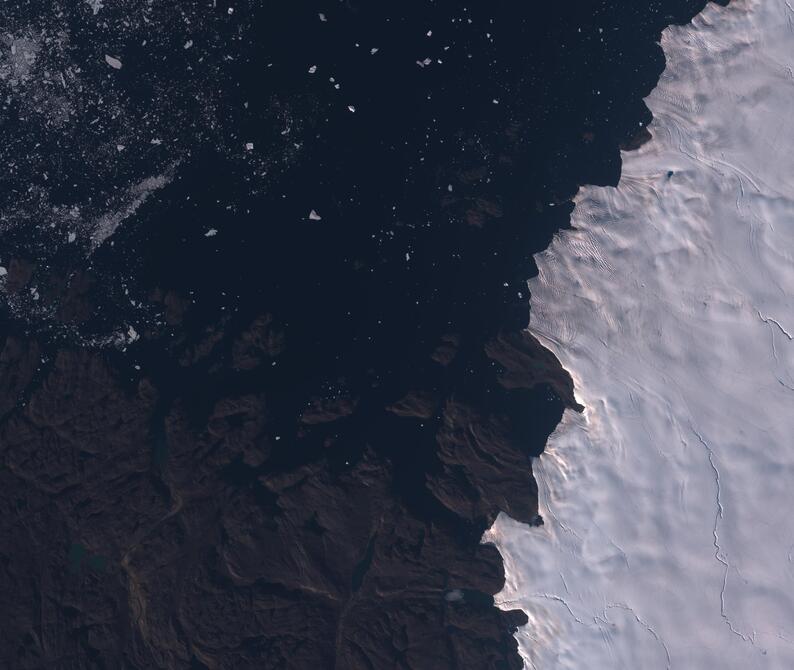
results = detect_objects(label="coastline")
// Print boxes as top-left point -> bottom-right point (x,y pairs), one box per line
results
0,2 -> 729,667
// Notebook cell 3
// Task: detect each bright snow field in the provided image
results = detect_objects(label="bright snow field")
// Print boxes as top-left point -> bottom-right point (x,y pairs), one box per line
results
484,0 -> 794,667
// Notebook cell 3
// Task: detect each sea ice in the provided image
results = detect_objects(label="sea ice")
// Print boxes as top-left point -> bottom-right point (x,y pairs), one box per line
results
104,54 -> 122,70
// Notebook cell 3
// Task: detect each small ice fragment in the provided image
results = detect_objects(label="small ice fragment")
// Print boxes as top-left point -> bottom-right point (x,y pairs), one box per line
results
416,57 -> 432,67
405,252 -> 410,261
127,325 -> 139,342
227,7 -> 234,15
308,65 -> 317,74
492,98 -> 499,104
445,589 -> 464,602
318,12 -> 327,21
447,184 -> 453,192
205,228 -> 218,237
151,138 -> 162,145
308,209 -> 322,221
184,40 -> 193,49
116,144 -> 125,152
426,30 -> 432,37
86,0 -> 104,15
68,232 -> 77,243
0,267 -> 7,277
245,142 -> 254,150
370,47 -> 379,55
104,54 -> 123,69
347,105 -> 356,113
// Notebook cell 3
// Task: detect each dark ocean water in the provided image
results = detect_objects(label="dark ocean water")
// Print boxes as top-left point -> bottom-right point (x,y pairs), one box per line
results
96,0 -> 719,505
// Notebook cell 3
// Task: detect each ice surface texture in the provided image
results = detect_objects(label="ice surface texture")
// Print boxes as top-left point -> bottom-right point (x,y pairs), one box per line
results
485,0 -> 794,667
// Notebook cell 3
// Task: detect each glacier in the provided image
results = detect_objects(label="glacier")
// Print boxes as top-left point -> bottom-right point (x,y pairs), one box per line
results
484,0 -> 794,667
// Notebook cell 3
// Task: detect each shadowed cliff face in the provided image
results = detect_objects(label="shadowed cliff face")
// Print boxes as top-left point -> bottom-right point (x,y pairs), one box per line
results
0,1 -> 721,668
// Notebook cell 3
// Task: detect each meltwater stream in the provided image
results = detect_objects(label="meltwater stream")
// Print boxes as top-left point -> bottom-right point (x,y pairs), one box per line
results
485,1 -> 794,667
